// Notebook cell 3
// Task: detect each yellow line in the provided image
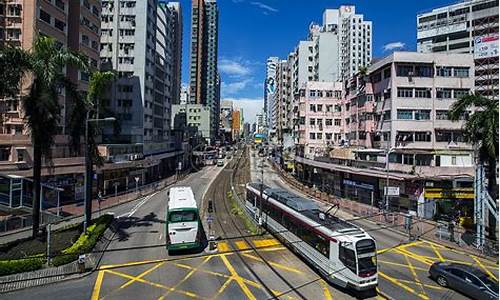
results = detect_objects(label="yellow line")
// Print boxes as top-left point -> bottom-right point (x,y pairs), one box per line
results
253,239 -> 279,248
320,280 -> 333,300
120,262 -> 165,289
396,279 -> 445,290
210,278 -> 233,300
378,260 -> 428,271
235,240 -> 250,250
159,256 -> 212,300
104,269 -> 205,299
394,248 -> 434,266
404,253 -> 428,298
241,253 -> 304,274
471,255 -> 499,282
429,243 -> 445,262
376,287 -> 388,300
379,271 -> 429,300
220,255 -> 257,300
91,270 -> 105,300
174,262 -> 231,279
218,242 -> 230,252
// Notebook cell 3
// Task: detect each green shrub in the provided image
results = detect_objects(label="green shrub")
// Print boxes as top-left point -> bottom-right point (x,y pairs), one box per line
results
52,215 -> 113,267
0,255 -> 44,277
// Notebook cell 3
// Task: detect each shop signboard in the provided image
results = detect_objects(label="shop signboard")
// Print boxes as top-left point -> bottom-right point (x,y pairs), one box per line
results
424,188 -> 474,200
384,186 -> 400,196
474,34 -> 499,59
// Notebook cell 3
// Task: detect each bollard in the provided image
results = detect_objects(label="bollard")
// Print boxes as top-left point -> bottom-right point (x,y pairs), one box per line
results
77,254 -> 86,273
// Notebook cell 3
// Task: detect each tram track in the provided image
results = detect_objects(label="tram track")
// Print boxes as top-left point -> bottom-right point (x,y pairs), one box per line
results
205,148 -> 308,300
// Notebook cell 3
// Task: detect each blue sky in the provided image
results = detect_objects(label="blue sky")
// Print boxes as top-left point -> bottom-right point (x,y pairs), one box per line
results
177,0 -> 454,123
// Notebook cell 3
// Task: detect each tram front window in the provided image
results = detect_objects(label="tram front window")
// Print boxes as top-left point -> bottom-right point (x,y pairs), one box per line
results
358,256 -> 377,276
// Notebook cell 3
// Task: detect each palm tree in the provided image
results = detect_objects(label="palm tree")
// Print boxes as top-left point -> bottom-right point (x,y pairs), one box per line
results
449,93 -> 499,240
0,36 -> 88,237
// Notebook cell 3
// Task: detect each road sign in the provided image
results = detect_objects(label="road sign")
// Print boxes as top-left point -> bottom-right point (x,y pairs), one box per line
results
384,186 -> 400,196
207,215 -> 214,223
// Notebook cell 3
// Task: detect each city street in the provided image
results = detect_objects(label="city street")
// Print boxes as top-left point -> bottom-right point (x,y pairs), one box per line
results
250,152 -> 499,300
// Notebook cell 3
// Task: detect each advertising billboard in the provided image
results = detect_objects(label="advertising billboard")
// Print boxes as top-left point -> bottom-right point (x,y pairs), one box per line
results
474,34 -> 499,59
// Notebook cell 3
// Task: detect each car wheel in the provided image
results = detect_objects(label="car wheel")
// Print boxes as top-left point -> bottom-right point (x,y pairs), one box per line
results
436,275 -> 448,287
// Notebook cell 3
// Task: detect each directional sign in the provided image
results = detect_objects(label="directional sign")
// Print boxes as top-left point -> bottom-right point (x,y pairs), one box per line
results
385,187 -> 400,196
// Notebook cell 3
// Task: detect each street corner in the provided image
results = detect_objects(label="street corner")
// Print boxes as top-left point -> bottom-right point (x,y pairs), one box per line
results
377,240 -> 499,300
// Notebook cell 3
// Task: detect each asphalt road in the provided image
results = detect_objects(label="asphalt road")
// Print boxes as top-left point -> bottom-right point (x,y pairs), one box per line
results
3,165 -> 224,300
3,150 -> 498,300
250,152 -> 499,300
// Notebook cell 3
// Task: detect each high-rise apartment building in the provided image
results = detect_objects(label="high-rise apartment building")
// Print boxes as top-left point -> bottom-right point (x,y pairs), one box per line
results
417,0 -> 499,99
167,2 -> 183,105
188,0 -> 219,143
264,57 -> 278,136
0,1 -> 100,166
100,1 -> 182,155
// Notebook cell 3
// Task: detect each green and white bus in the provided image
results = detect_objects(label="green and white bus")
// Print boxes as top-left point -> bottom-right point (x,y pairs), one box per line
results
166,186 -> 201,253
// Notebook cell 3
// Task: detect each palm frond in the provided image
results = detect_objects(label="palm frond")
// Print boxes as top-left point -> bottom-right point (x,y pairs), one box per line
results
0,46 -> 32,97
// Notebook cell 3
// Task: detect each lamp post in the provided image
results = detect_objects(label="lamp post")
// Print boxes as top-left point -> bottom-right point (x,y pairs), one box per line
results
385,146 -> 396,213
84,116 -> 115,232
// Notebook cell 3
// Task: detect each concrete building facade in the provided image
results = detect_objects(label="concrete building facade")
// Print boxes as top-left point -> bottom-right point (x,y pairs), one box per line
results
417,0 -> 499,99
295,81 -> 344,159
100,1 -> 182,156
188,0 -> 219,143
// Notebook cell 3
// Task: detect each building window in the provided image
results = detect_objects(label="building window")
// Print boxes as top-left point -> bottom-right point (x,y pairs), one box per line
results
40,9 -> 51,24
415,65 -> 433,77
436,88 -> 452,99
334,119 -> 341,126
415,131 -> 431,142
453,89 -> 469,99
309,118 -> 315,126
309,133 -> 316,139
397,110 -> 413,120
16,149 -> 24,162
54,18 -> 66,31
414,88 -> 431,98
326,133 -> 332,140
0,147 -> 10,161
326,119 -> 332,126
396,65 -> 413,77
309,104 -> 316,112
436,66 -> 453,77
415,110 -> 431,120
383,68 -> 391,79
317,133 -> 323,140
453,67 -> 469,77
397,88 -> 413,98
436,110 -> 449,120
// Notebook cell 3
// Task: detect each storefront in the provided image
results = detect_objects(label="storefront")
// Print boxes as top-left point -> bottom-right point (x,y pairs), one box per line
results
424,187 -> 474,221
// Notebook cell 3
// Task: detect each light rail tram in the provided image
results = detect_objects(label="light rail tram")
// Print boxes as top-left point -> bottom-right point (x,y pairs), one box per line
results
246,183 -> 378,291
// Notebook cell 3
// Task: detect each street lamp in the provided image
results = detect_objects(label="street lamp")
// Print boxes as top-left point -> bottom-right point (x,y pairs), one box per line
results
84,115 -> 116,232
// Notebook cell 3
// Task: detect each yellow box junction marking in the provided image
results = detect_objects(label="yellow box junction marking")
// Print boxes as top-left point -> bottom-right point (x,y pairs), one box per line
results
471,255 -> 499,282
253,238 -> 279,248
91,270 -> 105,300
404,253 -> 428,298
220,254 -> 257,300
379,271 -> 430,300
319,279 -> 333,300
120,261 -> 166,289
218,242 -> 230,252
235,240 -> 250,250
241,253 -> 304,274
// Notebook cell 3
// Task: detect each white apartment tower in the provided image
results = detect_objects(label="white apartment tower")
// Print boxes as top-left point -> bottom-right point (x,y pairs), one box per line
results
100,1 -> 183,155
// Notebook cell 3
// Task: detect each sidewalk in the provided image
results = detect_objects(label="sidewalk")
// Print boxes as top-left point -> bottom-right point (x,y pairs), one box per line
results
270,161 -> 499,261
0,172 -> 185,244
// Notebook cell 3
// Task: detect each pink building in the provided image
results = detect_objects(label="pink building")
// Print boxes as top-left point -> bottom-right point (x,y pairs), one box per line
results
296,81 -> 344,159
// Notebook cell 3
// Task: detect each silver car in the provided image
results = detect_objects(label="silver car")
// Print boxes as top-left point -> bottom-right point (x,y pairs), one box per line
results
429,262 -> 498,300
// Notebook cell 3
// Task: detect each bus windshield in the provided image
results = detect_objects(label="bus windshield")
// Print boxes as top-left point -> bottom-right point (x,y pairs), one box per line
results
169,210 -> 197,223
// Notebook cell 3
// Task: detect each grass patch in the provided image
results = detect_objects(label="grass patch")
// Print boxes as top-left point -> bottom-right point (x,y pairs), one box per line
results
52,214 -> 113,266
227,192 -> 258,235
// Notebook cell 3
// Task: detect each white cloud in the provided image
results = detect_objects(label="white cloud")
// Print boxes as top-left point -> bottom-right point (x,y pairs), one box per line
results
221,79 -> 252,95
225,97 -> 263,124
250,1 -> 278,13
219,58 -> 251,77
383,42 -> 406,52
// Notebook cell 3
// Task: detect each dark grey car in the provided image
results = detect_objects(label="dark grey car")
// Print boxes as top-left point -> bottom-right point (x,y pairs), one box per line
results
429,262 -> 498,300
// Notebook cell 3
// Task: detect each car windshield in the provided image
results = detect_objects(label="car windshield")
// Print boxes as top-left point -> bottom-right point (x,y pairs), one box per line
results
169,210 -> 197,223
480,275 -> 498,292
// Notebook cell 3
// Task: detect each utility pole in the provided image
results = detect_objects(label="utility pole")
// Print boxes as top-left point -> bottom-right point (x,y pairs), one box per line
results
259,158 -> 264,234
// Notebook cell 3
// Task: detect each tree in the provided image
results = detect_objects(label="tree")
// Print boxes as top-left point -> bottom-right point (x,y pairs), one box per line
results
0,37 -> 88,237
449,93 -> 499,240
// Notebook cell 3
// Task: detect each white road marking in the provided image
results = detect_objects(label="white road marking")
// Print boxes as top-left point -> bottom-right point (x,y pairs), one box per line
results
117,191 -> 159,218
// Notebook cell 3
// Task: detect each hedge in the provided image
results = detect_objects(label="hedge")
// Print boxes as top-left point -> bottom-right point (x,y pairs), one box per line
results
0,255 -> 45,277
52,214 -> 113,267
